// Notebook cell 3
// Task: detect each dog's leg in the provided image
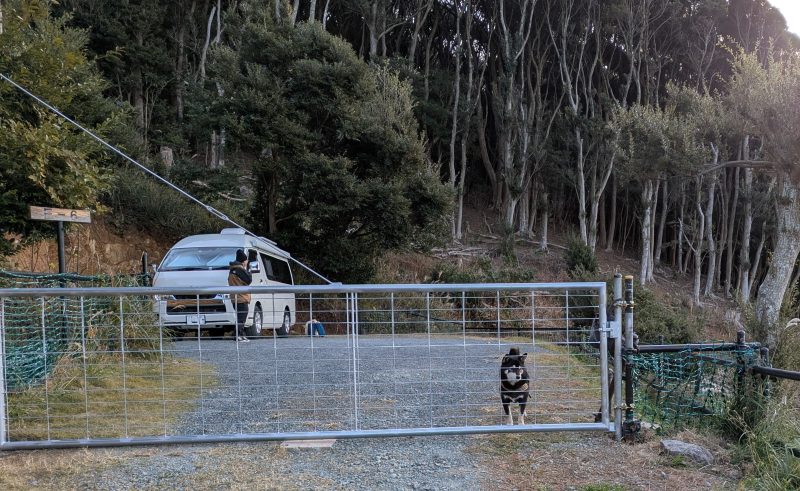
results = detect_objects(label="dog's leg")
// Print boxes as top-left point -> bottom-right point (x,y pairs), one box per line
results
519,400 -> 527,425
502,401 -> 512,425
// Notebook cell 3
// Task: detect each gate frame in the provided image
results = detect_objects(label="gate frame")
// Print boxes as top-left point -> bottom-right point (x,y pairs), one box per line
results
0,281 -> 622,450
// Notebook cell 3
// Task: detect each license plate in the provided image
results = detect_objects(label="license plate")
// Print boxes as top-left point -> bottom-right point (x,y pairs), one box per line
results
187,314 -> 206,325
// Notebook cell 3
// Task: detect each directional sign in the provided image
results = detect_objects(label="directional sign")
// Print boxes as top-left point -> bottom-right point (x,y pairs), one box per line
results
29,206 -> 91,223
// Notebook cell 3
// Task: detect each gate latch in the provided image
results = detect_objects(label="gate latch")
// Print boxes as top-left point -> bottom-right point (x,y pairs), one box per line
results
603,320 -> 622,339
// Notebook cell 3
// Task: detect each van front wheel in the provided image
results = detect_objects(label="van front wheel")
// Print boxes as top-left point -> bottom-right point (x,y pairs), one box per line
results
247,305 -> 263,337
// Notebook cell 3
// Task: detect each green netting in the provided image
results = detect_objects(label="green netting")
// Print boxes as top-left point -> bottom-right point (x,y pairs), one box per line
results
0,270 -> 149,390
629,345 -> 759,426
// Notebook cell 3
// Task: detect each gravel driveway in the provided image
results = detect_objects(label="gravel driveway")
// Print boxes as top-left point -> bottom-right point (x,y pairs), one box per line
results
11,335 -> 609,490
59,335 -> 537,490
167,335 -> 550,437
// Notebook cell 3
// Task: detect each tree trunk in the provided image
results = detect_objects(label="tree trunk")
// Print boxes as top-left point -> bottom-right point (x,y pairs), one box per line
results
309,0 -> 317,21
539,193 -> 549,251
448,6 -> 462,237
576,129 -> 588,245
605,174 -> 617,251
199,5 -> 216,81
408,0 -> 432,64
725,167 -> 740,297
678,182 -> 685,274
693,176 -> 705,306
291,0 -> 301,26
423,14 -> 437,101
647,178 -> 659,282
703,170 -> 718,297
322,0 -> 330,29
640,179 -> 654,286
748,221 -> 766,300
275,0 -> 281,22
739,167 -> 754,302
654,179 -> 668,265
755,176 -> 800,348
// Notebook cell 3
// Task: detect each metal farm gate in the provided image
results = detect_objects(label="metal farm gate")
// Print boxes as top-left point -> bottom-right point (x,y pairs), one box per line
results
0,281 -> 626,450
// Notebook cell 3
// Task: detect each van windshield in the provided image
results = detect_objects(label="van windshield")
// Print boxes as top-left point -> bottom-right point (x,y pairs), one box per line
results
159,247 -> 240,271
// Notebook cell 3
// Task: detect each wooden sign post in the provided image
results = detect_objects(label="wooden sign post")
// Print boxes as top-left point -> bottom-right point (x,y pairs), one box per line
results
29,206 -> 92,274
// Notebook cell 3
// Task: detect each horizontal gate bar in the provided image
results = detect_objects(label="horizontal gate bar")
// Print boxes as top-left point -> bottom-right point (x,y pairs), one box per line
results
0,281 -> 608,297
0,423 -> 612,450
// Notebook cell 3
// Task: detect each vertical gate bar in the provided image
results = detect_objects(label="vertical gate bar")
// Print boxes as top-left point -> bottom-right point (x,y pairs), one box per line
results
310,294 -> 318,431
271,297 -> 281,432
462,291 -> 467,427
530,290 -> 536,424
41,297 -> 51,440
350,293 -> 360,431
565,290 -> 570,345
119,297 -> 129,438
623,276 -> 635,431
80,296 -> 90,439
197,298 -> 206,435
613,274 -> 623,440
158,294 -> 167,437
233,294 -> 244,434
0,297 -> 7,446
599,285 -> 610,429
564,291 -> 571,423
426,291 -> 433,427
345,293 -> 353,430
391,293 -> 399,426
495,290 -> 500,343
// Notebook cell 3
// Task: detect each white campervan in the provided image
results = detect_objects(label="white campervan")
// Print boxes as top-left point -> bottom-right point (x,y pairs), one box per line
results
153,228 -> 296,337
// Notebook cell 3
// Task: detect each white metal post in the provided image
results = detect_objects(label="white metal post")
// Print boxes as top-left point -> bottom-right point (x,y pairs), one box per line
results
0,297 -> 7,446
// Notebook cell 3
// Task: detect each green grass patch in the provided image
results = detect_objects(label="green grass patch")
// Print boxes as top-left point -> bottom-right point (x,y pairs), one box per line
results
7,353 -> 216,441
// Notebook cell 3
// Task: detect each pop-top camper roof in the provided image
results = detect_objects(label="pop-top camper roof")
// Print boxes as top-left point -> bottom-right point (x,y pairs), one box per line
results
170,228 -> 291,259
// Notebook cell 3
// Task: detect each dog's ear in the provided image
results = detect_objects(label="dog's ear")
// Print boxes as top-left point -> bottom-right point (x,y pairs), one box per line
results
501,356 -> 510,365
521,352 -> 528,363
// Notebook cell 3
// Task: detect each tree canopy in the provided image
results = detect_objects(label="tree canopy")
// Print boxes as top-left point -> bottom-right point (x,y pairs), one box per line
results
2,0 -> 800,340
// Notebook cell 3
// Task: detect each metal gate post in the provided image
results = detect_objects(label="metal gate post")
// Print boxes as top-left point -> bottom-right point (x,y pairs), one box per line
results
623,275 -> 639,439
599,284 -> 610,428
0,297 -> 7,447
613,274 -> 623,440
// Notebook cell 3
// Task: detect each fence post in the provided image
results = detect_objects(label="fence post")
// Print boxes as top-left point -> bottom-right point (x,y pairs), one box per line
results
623,275 -> 639,440
760,347 -> 771,398
735,330 -> 746,399
0,297 -> 7,447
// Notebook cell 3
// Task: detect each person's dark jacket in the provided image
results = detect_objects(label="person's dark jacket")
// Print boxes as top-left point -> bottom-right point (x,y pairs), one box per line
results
228,261 -> 252,303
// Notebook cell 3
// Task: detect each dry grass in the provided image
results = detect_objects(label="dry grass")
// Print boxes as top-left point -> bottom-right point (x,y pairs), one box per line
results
0,443 -> 314,490
5,354 -> 213,441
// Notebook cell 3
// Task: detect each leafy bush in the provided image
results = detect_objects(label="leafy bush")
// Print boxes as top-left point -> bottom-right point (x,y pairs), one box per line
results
634,287 -> 700,344
565,235 -> 598,279
427,258 -> 536,284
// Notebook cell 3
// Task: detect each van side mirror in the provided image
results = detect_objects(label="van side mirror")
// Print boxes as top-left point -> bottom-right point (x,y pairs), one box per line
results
249,262 -> 260,273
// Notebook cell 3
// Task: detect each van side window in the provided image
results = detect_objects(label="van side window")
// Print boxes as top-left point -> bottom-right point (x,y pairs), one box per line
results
259,253 -> 275,279
273,259 -> 292,284
259,252 -> 292,284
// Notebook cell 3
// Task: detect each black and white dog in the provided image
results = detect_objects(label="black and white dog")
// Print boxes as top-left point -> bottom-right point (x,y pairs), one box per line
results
500,347 -> 530,425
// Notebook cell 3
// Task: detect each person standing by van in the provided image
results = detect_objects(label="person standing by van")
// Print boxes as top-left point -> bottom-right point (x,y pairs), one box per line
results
229,249 -> 252,342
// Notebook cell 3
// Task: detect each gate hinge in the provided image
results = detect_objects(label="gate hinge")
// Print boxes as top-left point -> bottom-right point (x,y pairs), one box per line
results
603,320 -> 622,339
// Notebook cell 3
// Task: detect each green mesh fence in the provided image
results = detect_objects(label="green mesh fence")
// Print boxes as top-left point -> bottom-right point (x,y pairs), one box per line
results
628,345 -> 760,426
0,270 -> 150,390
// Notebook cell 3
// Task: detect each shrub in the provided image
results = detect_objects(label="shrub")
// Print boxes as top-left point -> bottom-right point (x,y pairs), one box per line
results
634,287 -> 701,344
565,235 -> 598,279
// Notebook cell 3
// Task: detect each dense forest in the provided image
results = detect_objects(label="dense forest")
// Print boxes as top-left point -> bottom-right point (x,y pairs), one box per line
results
2,0 -> 800,345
